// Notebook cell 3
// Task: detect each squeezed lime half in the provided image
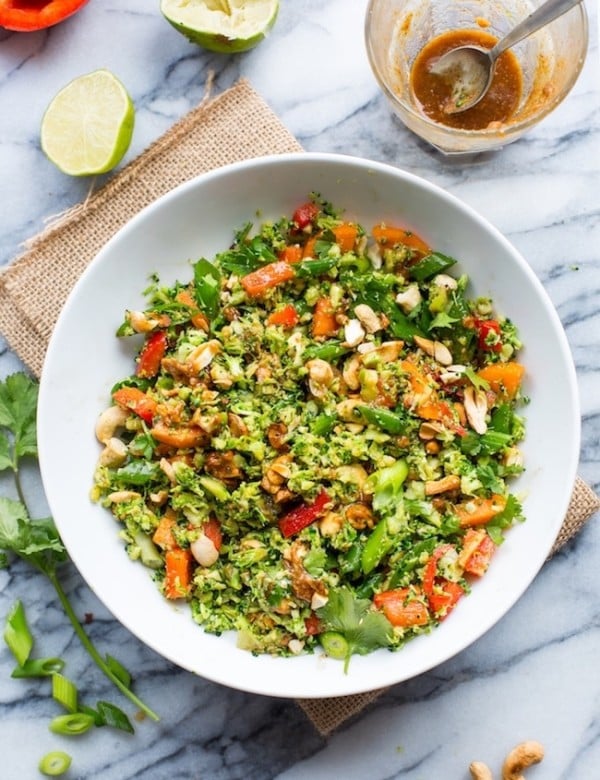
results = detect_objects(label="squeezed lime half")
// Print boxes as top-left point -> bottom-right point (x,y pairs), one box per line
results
161,0 -> 279,53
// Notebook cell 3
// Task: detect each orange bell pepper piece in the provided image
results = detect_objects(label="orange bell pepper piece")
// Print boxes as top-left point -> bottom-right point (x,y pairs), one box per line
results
372,223 -> 431,257
477,362 -> 525,399
241,261 -> 295,297
112,387 -> 157,424
455,494 -> 507,527
374,589 -> 430,627
164,548 -> 193,599
333,223 -> 359,253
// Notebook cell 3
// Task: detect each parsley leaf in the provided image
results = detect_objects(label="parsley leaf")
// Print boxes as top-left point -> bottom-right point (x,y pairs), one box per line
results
317,587 -> 392,671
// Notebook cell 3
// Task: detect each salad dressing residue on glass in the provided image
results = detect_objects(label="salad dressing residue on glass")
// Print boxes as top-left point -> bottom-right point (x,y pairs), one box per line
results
410,29 -> 523,130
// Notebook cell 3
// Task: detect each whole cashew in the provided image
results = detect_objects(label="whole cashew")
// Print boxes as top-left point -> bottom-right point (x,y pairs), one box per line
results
502,741 -> 544,780
469,761 -> 494,780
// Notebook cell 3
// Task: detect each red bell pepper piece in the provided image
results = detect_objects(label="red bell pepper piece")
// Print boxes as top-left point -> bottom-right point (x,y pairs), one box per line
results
202,518 -> 223,551
136,331 -> 168,378
112,387 -> 157,424
292,202 -> 319,230
304,613 -> 322,636
0,0 -> 90,31
267,304 -> 299,328
422,545 -> 464,619
278,490 -> 330,538
463,531 -> 496,576
475,318 -> 502,352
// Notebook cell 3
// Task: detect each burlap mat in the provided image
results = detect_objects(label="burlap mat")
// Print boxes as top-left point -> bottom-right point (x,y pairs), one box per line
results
1,79 -> 597,737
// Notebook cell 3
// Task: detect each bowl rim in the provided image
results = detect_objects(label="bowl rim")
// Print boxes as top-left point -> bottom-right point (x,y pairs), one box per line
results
364,0 -> 590,142
37,152 -> 581,697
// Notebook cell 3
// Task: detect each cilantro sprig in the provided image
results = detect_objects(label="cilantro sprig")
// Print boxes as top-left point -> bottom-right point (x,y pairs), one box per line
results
0,372 -> 158,722
317,587 -> 392,672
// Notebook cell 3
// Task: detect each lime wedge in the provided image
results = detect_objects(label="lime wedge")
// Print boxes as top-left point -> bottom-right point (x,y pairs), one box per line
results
161,0 -> 279,53
41,69 -> 135,177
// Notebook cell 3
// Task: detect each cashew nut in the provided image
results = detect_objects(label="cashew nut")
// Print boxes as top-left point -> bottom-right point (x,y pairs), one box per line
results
190,533 -> 219,567
469,762 -> 494,780
414,335 -> 453,366
342,353 -> 362,390
502,741 -> 544,780
343,318 -> 366,348
95,405 -> 129,445
395,284 -> 422,313
354,304 -> 383,334
97,437 -> 128,467
188,340 -> 221,372
306,358 -> 334,398
464,386 -> 488,434
425,474 -> 461,496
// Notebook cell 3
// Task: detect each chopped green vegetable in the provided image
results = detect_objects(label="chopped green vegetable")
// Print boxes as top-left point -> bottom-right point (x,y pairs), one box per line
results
52,672 -> 79,713
3,599 -> 33,667
49,712 -> 95,736
38,751 -> 72,777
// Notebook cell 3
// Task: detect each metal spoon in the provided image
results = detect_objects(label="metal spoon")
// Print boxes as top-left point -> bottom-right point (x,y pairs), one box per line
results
429,0 -> 583,114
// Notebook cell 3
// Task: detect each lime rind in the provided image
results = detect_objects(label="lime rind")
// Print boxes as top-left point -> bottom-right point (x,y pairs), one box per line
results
160,0 -> 279,53
41,69 -> 135,177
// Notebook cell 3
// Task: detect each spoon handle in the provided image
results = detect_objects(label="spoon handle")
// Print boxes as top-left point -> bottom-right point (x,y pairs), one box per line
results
491,0 -> 583,58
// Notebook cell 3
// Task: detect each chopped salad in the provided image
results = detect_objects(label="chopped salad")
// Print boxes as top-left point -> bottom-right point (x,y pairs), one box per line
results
92,196 -> 527,669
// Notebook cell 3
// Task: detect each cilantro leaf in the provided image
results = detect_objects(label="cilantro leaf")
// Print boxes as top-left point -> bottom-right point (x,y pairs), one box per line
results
0,373 -> 38,461
0,497 -> 28,550
0,498 -> 66,575
0,432 -> 13,472
464,366 -> 490,391
317,587 -> 392,671
429,311 -> 459,330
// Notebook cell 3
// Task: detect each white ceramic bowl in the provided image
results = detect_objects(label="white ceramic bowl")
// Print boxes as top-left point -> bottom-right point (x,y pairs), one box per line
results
38,153 -> 580,698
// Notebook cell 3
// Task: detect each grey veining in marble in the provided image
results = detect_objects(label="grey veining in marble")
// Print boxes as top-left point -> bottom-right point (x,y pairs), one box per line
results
1,1 -> 599,778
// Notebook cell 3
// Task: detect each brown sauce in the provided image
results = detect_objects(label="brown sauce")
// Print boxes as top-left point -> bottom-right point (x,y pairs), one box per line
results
410,29 -> 523,131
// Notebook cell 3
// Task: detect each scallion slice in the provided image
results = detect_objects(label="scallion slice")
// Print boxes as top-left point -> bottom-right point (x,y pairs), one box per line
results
3,600 -> 33,667
38,751 -> 72,776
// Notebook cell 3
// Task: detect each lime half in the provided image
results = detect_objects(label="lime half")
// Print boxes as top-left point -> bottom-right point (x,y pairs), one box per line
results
161,0 -> 279,53
41,69 -> 135,177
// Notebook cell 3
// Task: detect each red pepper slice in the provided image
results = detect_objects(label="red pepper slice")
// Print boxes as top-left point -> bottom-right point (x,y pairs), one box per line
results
475,319 -> 502,352
112,387 -> 157,424
463,532 -> 496,576
202,518 -> 223,551
422,545 -> 464,619
278,490 -> 330,538
304,613 -> 322,636
266,304 -> 299,328
292,202 -> 320,230
136,331 -> 168,379
0,0 -> 90,32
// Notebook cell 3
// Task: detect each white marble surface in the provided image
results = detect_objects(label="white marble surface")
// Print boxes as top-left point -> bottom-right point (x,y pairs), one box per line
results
1,2 -> 599,778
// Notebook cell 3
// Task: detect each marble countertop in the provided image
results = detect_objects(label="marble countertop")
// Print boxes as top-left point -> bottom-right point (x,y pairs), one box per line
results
1,2 -> 599,778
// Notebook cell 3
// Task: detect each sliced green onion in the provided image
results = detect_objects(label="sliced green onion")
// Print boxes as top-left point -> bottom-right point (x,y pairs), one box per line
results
38,751 -> 72,776
11,657 -> 64,678
103,654 -> 131,689
49,712 -> 95,736
320,631 -> 349,660
3,600 -> 33,667
52,673 -> 78,713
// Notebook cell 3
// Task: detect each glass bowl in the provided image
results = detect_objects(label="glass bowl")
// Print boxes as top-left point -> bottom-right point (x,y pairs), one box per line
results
365,0 -> 589,154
